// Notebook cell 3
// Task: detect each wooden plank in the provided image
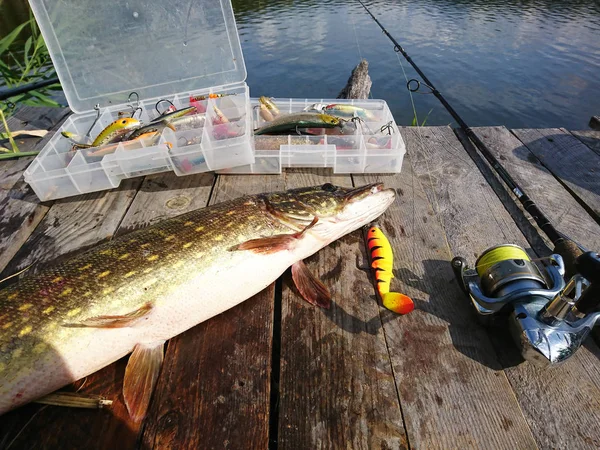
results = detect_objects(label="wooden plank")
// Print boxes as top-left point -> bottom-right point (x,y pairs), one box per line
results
117,171 -> 215,234
0,179 -> 143,278
469,127 -> 600,266
1,106 -> 70,153
511,128 -> 600,221
0,159 -> 49,274
141,174 -> 282,450
569,129 -> 600,157
402,126 -> 600,449
277,170 -> 407,449
354,128 -> 537,449
0,108 -> 71,274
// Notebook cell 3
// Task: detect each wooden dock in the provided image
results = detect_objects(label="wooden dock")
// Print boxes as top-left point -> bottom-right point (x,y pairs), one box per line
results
1,107 -> 600,449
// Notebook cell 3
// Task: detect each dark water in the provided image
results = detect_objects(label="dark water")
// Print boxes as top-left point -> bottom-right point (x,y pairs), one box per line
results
2,0 -> 599,128
233,0 -> 600,129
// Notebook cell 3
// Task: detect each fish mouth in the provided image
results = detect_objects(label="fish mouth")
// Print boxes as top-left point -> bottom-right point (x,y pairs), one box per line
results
343,183 -> 390,203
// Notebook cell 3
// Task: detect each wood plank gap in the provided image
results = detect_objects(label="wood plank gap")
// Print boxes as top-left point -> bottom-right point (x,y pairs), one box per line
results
268,278 -> 283,450
509,128 -> 600,226
350,173 -> 413,450
510,128 -> 600,223
453,128 -> 551,256
567,129 -> 600,158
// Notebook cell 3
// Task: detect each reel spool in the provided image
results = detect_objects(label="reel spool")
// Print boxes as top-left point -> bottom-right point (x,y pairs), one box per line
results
474,245 -> 546,299
451,244 -> 565,317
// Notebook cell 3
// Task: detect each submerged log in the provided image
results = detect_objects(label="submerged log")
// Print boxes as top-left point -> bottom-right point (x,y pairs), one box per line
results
337,59 -> 372,100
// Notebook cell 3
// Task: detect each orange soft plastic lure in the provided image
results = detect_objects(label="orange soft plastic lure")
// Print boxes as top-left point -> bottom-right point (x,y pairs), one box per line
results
366,226 -> 414,314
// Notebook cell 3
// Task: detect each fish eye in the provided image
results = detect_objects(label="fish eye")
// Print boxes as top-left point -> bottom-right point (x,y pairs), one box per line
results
321,183 -> 337,192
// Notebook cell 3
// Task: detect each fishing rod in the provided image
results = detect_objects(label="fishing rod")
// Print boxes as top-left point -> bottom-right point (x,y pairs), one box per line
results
356,0 -> 581,260
0,77 -> 59,102
357,0 -> 600,366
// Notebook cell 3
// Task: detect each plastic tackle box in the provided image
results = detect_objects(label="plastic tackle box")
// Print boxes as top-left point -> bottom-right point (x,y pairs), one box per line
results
24,0 -> 253,201
219,97 -> 405,174
23,0 -> 406,201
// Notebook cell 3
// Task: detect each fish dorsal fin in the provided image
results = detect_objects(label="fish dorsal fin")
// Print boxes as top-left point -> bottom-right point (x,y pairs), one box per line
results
291,259 -> 331,309
233,217 -> 318,255
63,302 -> 153,328
123,341 -> 165,422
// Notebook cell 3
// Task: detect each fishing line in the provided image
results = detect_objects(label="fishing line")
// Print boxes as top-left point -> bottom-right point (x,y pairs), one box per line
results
349,6 -> 364,61
356,0 -> 571,250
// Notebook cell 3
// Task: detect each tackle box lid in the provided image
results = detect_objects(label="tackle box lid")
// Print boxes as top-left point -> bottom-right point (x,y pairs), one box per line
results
29,0 -> 247,114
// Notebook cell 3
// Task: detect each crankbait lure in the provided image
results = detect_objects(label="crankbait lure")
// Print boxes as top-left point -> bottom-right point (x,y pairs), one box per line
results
254,112 -> 342,136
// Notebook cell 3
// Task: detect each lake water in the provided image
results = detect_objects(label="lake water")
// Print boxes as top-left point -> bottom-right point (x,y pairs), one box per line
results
2,0 -> 599,128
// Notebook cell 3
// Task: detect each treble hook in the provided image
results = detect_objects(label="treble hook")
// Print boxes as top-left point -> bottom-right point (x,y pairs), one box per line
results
379,121 -> 395,135
155,99 -> 176,116
125,92 -> 142,119
407,79 -> 434,94
348,115 -> 373,135
85,104 -> 101,139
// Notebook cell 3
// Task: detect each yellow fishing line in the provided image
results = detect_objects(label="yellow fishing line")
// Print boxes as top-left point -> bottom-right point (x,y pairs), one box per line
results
475,245 -> 530,277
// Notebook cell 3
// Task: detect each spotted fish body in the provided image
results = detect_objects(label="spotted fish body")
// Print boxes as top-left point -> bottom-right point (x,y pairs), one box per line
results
366,226 -> 414,314
0,183 -> 395,417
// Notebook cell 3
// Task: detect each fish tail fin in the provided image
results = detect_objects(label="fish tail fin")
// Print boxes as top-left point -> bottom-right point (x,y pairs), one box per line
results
381,292 -> 414,315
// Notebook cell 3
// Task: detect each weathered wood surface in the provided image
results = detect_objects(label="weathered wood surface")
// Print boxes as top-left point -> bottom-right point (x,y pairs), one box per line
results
1,106 -> 71,153
0,179 -> 143,279
511,128 -> 600,221
391,127 -> 600,450
569,129 -> 600,157
356,128 -> 540,449
470,127 -> 600,258
277,170 -> 407,450
0,107 -> 70,274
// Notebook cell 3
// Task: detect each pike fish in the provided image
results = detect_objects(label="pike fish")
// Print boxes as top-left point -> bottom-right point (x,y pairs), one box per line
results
0,183 -> 395,421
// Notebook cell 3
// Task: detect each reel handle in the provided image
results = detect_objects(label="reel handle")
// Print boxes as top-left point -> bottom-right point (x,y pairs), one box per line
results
573,252 -> 600,314
553,239 -> 584,280
451,257 -> 469,295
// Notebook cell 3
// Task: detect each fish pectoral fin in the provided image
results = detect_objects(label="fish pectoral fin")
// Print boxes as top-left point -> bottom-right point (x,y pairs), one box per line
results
63,302 -> 153,328
233,217 -> 318,255
123,341 -> 165,423
291,259 -> 331,309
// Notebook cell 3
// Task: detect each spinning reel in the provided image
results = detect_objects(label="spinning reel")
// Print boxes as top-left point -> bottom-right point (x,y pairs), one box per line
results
452,245 -> 600,367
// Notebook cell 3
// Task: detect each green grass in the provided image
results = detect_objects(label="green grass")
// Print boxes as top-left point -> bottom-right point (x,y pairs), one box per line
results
411,108 -> 433,127
0,11 -> 61,155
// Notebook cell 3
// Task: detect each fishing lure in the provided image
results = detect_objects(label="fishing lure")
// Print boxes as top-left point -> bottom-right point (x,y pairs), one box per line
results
92,118 -> 141,147
213,105 -> 230,124
157,106 -> 196,122
254,112 -> 342,136
323,104 -> 376,121
366,226 -> 414,314
127,121 -> 176,141
259,96 -> 280,117
258,103 -> 274,122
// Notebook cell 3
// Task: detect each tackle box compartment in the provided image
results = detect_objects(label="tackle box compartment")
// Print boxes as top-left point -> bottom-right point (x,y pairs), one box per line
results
24,0 -> 253,201
218,98 -> 405,174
